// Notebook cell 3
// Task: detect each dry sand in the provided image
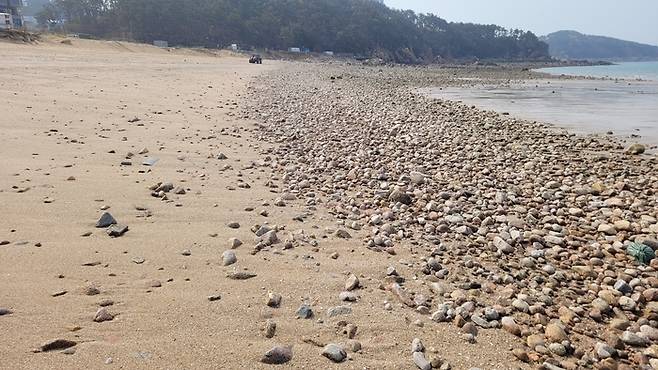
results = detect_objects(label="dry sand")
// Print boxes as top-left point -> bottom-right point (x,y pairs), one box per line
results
0,39 -> 526,369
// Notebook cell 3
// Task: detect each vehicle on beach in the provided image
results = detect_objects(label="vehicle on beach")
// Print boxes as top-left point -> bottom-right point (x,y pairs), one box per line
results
249,54 -> 263,64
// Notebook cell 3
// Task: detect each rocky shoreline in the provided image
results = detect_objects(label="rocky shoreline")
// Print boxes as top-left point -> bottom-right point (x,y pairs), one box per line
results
246,62 -> 658,369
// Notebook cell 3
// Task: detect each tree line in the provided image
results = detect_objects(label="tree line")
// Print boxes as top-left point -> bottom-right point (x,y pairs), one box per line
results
36,0 -> 550,63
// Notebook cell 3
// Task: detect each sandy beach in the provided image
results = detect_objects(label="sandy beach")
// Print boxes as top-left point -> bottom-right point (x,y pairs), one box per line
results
1,38 -> 657,370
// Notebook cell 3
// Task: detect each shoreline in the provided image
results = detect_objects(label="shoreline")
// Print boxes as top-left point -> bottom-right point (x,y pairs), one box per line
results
420,78 -> 658,150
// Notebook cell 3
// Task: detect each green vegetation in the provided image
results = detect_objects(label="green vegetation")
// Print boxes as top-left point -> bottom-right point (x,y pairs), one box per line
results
542,31 -> 658,61
37,0 -> 549,63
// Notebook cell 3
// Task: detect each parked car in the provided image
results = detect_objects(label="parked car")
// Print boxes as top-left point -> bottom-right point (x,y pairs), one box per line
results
249,54 -> 262,64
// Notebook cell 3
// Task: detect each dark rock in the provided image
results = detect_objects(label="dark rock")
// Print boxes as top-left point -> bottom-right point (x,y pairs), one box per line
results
296,304 -> 314,319
106,224 -> 128,237
96,212 -> 116,228
261,346 -> 292,364
40,339 -> 77,352
322,344 -> 347,363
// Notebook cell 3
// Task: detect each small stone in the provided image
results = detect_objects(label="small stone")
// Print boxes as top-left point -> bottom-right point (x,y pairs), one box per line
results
512,348 -> 529,362
181,249 -> 191,256
93,308 -> 114,322
389,189 -> 412,205
207,294 -> 221,302
501,316 -> 521,336
413,351 -> 432,370
345,274 -> 360,291
322,344 -> 347,363
335,229 -> 352,239
596,342 -> 617,359
265,320 -> 277,338
640,325 -> 658,341
545,322 -> 568,342
625,143 -> 646,155
99,299 -> 114,307
227,222 -> 240,229
226,271 -> 256,280
148,280 -> 162,288
411,338 -> 425,353
614,280 -> 632,295
267,292 -> 282,308
62,347 -> 76,355
261,346 -> 292,364
83,286 -> 100,296
339,291 -> 358,302
96,212 -> 117,228
0,308 -> 12,316
462,322 -> 478,337
296,304 -> 313,319
51,290 -> 67,297
326,305 -> 352,318
548,342 -> 567,356
222,250 -> 237,266
345,340 -> 361,352
40,339 -> 77,352
229,238 -> 242,249
621,331 -> 648,347
106,224 -> 128,237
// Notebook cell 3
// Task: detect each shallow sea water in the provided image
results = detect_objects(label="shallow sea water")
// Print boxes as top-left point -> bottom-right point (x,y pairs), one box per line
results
422,79 -> 658,147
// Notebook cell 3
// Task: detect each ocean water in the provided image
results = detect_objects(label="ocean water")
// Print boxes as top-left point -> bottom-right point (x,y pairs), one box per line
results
537,61 -> 658,81
422,78 -> 658,147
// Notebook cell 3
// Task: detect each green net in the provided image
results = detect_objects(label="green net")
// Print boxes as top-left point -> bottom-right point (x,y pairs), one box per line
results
627,242 -> 656,265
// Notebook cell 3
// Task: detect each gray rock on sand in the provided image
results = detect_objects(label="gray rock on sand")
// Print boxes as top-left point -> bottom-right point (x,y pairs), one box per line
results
40,339 -> 77,352
322,344 -> 347,363
96,212 -> 117,228
267,292 -> 282,308
261,346 -> 292,364
296,304 -> 313,319
326,305 -> 352,318
389,189 -> 412,205
229,237 -> 243,249
0,308 -> 12,316
411,338 -> 425,353
261,230 -> 279,245
345,274 -> 360,291
339,291 -> 358,302
94,307 -> 114,322
413,351 -> 432,370
222,250 -> 237,266
207,293 -> 222,302
621,330 -> 648,347
265,319 -> 277,338
106,224 -> 128,237
227,222 -> 240,229
226,271 -> 256,280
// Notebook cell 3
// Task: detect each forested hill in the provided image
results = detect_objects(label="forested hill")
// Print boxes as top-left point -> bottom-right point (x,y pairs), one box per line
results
37,0 -> 549,63
542,31 -> 658,61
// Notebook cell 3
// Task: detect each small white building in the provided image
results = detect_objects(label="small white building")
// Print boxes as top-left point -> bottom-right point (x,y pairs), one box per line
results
288,47 -> 301,53
1,13 -> 13,30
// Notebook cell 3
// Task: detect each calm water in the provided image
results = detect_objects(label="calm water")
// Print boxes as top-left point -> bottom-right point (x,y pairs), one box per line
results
422,78 -> 658,146
537,61 -> 658,81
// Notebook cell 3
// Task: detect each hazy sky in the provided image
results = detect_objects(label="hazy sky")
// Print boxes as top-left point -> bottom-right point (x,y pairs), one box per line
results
385,0 -> 658,46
